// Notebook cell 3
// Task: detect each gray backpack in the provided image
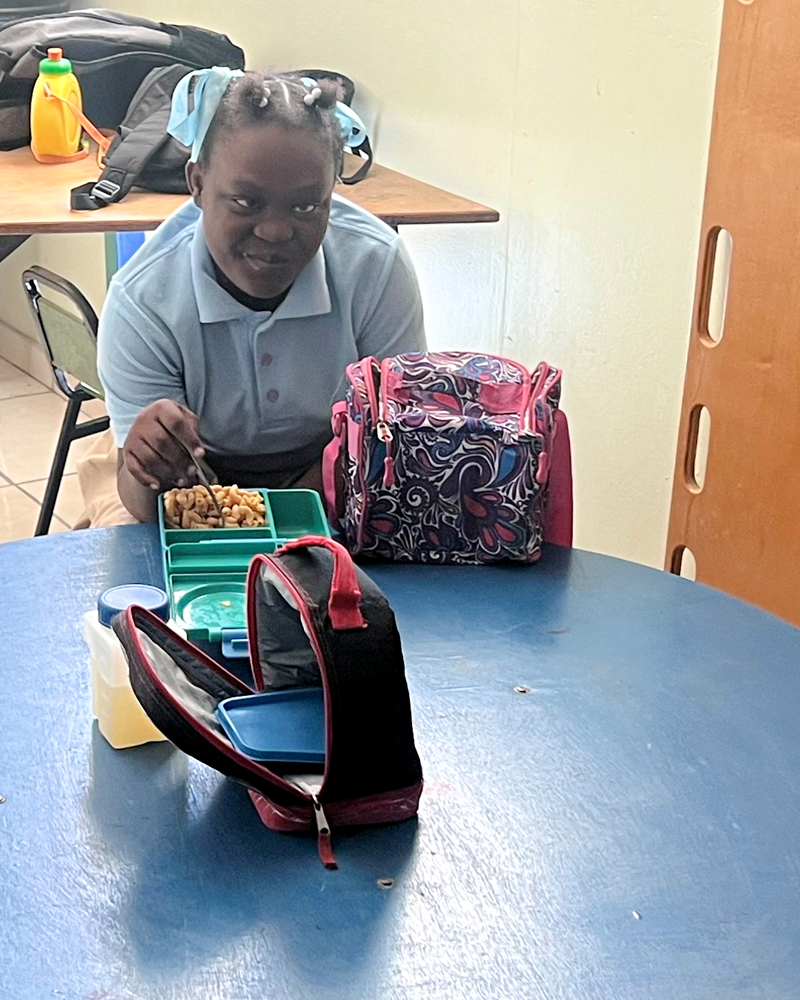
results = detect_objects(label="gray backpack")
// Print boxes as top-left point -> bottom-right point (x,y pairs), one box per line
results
0,8 -> 244,150
69,63 -> 194,209
67,65 -> 374,211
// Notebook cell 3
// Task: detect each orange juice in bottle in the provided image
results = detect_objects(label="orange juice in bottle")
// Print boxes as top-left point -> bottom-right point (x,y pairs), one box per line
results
30,46 -> 86,162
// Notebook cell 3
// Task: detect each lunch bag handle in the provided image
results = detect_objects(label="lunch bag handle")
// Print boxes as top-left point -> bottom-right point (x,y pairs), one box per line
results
276,536 -> 367,631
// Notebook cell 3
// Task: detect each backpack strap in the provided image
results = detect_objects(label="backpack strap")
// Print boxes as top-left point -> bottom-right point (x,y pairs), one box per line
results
277,536 -> 367,631
322,400 -> 348,532
39,81 -> 112,152
69,65 -> 189,210
339,134 -> 372,185
70,103 -> 173,210
294,69 -> 372,183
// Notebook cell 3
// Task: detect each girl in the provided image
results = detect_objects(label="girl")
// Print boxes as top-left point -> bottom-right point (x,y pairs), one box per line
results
97,69 -> 425,522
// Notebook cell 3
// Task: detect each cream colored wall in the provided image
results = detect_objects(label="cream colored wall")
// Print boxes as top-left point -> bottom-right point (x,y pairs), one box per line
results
0,233 -> 107,383
4,237 -> 108,323
0,0 -> 723,566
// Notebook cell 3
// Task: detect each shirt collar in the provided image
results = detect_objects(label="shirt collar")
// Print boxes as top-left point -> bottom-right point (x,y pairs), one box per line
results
191,222 -> 331,324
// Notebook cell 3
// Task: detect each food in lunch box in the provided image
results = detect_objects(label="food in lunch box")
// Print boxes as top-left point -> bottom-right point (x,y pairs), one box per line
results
163,484 -> 267,529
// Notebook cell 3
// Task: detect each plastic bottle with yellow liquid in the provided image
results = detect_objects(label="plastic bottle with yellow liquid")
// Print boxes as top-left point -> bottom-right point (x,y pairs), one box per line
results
30,46 -> 87,163
83,585 -> 171,749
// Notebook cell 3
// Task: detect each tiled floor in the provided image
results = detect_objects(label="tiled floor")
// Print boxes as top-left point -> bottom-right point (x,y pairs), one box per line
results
0,357 -> 105,542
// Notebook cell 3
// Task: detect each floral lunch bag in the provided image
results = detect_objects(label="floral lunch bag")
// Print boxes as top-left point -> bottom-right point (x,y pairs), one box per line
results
322,351 -> 568,564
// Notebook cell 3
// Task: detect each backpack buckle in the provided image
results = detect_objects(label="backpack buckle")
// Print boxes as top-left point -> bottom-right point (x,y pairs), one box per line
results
90,178 -> 121,203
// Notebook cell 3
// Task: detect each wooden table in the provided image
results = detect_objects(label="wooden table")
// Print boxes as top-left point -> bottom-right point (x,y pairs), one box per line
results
0,146 -> 500,234
2,526 -> 800,998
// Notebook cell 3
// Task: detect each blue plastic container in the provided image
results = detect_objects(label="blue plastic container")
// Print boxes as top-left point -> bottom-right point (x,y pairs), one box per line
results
98,584 -> 169,628
217,688 -> 325,764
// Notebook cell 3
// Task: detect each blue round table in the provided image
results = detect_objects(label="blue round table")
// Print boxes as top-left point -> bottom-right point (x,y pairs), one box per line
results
1,525 -> 799,999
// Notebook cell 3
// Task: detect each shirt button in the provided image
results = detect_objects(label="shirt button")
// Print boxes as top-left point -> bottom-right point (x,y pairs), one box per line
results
261,353 -> 273,367
267,389 -> 280,403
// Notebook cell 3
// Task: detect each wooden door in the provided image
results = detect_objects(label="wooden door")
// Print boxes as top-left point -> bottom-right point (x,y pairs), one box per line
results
667,0 -> 800,626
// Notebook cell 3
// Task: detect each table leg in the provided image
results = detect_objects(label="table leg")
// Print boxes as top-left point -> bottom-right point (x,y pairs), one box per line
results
104,231 -> 147,285
103,232 -> 117,285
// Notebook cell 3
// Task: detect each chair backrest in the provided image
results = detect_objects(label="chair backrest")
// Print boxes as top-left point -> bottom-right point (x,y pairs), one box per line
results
22,265 -> 103,400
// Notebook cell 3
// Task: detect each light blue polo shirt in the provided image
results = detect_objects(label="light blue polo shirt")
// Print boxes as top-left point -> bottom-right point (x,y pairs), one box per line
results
97,195 -> 425,463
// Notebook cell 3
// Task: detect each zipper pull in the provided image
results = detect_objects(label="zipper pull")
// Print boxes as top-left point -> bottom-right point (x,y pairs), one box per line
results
376,420 -> 396,487
311,794 -> 338,870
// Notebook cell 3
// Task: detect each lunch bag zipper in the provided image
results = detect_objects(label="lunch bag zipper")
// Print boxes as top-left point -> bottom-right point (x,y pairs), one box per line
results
526,363 -> 563,483
247,543 -> 368,868
311,793 -> 337,869
346,358 -> 381,548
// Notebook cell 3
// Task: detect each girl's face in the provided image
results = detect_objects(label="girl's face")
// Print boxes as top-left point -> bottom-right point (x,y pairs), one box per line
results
187,122 -> 336,300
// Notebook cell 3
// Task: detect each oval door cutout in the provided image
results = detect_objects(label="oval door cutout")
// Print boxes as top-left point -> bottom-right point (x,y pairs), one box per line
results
684,404 -> 711,492
670,545 -> 697,580
701,227 -> 733,345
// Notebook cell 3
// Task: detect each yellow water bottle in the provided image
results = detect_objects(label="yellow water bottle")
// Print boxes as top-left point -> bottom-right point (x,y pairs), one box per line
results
30,47 -> 87,163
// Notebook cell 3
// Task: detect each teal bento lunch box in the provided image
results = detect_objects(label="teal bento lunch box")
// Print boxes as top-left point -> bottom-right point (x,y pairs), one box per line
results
158,487 -> 330,656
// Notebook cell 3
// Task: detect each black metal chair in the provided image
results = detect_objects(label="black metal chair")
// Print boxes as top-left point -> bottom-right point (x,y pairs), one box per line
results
22,265 -> 109,535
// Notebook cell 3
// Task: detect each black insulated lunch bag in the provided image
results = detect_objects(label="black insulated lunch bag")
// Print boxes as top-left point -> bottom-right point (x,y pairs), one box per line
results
113,536 -> 423,869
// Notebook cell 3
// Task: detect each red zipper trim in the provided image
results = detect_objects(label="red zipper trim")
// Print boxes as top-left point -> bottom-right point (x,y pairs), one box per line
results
357,357 -> 381,547
518,368 -> 536,433
526,364 -> 563,480
245,555 -> 266,690
359,355 -> 380,419
528,364 -> 562,433
518,362 -> 542,436
344,359 -> 377,551
248,789 -> 313,830
122,607 -> 310,803
378,356 -> 393,426
376,357 -> 396,487
324,780 -> 424,827
247,554 -> 334,794
130,606 -> 253,693
248,780 -> 425,833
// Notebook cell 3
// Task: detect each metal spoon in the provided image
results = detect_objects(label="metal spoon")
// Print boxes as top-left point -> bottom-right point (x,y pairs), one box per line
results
189,456 -> 225,523
172,437 -> 225,522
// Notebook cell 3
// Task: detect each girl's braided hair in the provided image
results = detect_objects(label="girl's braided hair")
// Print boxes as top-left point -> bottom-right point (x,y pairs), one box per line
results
199,71 -> 343,177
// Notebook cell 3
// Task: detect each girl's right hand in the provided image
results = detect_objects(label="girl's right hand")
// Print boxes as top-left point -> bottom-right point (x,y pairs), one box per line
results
122,400 -> 206,490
